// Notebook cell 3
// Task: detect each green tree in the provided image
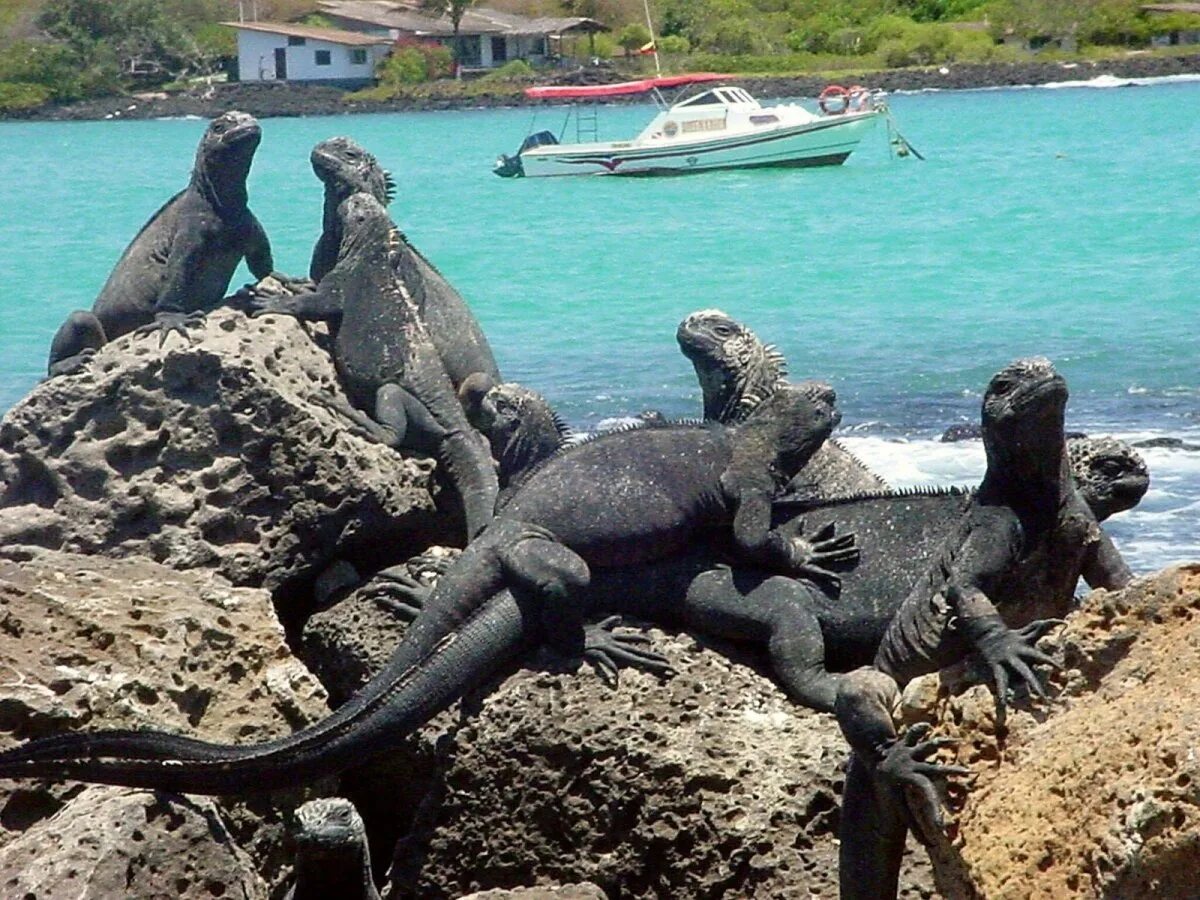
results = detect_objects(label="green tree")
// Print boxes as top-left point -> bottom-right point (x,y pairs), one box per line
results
419,0 -> 476,69
616,21 -> 651,56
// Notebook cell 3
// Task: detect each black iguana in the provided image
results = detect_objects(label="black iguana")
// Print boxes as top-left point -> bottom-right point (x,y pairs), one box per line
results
306,137 -> 501,389
823,358 -> 1135,900
286,797 -> 381,900
48,111 -> 288,376
0,382 -> 837,793
251,192 -> 498,540
676,308 -> 888,500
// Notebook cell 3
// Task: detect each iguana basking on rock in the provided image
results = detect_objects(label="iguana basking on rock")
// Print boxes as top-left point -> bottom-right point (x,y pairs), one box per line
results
676,308 -> 888,500
286,797 -> 381,900
0,383 -> 837,793
251,192 -> 498,539
823,358 -> 1135,900
48,111 -> 288,377
457,371 -> 569,489
306,137 -> 501,389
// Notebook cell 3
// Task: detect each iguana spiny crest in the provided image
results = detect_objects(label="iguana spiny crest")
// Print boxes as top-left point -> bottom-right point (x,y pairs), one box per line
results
311,137 -> 395,206
676,309 -> 788,423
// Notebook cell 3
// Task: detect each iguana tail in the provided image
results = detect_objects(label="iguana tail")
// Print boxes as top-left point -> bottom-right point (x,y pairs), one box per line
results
0,592 -> 530,795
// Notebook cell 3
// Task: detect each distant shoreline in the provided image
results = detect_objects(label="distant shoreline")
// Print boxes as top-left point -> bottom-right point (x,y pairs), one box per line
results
5,52 -> 1200,123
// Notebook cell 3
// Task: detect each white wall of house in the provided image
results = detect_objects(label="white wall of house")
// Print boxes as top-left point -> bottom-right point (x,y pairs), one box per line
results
432,33 -> 551,68
235,30 -> 388,83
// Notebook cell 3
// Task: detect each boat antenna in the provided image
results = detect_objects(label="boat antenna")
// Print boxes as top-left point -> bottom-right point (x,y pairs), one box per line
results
642,0 -> 661,77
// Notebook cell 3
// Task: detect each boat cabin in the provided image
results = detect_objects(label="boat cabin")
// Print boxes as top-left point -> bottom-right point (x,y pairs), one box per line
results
637,85 -> 815,143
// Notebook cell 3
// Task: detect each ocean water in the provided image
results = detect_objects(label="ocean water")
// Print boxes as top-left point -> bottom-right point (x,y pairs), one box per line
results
0,77 -> 1196,573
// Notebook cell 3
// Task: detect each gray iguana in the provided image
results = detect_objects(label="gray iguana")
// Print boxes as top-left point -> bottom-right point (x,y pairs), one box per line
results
823,358 -> 1135,900
306,137 -> 501,389
0,383 -> 837,793
676,308 -> 888,499
48,111 -> 287,377
251,192 -> 498,540
457,371 -> 569,489
286,797 -> 380,900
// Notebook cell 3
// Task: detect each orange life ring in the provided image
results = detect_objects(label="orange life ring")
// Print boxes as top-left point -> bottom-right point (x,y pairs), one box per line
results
818,84 -> 849,115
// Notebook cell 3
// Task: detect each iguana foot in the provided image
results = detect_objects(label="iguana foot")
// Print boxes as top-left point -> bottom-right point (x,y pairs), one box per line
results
972,617 -> 1064,728
876,722 -> 970,845
247,292 -> 310,318
46,347 -> 97,378
359,555 -> 451,621
583,616 -> 675,687
136,311 -> 206,347
786,519 -> 860,592
313,395 -> 401,447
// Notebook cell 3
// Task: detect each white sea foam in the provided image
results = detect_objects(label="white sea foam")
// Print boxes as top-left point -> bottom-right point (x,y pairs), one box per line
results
891,72 -> 1200,96
840,432 -> 1200,574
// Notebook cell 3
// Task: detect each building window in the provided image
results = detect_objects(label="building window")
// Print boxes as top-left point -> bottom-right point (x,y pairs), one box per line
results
315,49 -> 331,66
288,36 -> 306,46
458,35 -> 482,67
350,48 -> 368,65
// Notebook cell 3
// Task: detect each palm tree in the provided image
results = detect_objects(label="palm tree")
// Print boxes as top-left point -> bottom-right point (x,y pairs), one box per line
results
420,0 -> 476,71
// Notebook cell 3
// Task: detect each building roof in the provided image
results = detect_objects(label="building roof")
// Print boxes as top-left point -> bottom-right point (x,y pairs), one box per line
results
1142,3 -> 1200,11
221,20 -> 394,45
316,1 -> 608,37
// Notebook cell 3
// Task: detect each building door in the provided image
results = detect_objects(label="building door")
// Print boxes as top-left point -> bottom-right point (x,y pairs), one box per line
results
490,36 -> 507,64
274,47 -> 287,80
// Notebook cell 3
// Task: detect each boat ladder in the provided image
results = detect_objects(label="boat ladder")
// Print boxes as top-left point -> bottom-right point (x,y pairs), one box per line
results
575,105 -> 599,143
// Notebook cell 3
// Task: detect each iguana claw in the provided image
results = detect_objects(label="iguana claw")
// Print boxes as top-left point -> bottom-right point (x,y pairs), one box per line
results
136,311 -> 206,347
876,723 -> 970,846
583,615 -> 675,687
973,617 -> 1064,728
789,518 -> 860,592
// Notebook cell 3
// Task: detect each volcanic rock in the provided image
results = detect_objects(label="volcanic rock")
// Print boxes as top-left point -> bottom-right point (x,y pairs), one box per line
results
913,565 -> 1200,898
0,549 -> 332,893
0,307 -> 442,610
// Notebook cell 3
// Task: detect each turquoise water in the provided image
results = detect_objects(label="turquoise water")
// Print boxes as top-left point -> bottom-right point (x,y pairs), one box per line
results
1,77 -> 1197,570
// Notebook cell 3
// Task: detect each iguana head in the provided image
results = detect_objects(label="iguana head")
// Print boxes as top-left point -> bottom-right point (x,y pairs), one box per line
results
1067,435 -> 1149,521
194,111 -> 261,204
460,373 -> 568,481
335,192 -> 394,262
981,357 -> 1068,481
734,381 -> 839,489
293,797 -> 368,856
312,137 -> 395,207
676,309 -> 788,424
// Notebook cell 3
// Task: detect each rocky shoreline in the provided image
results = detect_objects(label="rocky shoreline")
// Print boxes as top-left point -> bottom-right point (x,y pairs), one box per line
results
6,51 -> 1200,123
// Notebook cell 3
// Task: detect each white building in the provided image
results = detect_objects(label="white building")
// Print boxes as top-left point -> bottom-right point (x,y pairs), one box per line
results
224,21 -> 392,86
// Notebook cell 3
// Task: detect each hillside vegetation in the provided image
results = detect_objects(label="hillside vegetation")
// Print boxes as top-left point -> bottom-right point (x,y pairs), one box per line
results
1,0 -> 1197,110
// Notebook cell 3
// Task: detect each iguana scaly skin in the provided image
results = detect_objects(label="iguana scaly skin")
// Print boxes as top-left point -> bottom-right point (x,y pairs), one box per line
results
286,798 -> 380,900
458,372 -> 569,490
48,111 -> 283,376
252,192 -> 498,540
0,384 -> 836,794
676,308 -> 888,500
827,358 -> 1134,900
308,137 -> 501,389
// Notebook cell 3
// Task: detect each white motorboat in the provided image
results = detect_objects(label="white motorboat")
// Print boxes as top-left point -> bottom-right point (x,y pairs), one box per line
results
494,76 -> 888,178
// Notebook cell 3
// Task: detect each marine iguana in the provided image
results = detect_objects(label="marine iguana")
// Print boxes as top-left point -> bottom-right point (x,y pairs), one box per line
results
457,371 -> 569,489
287,797 -> 381,900
0,383 -> 837,793
252,192 -> 498,540
47,111 -> 286,377
676,308 -> 888,499
306,137 -> 501,389
826,358 -> 1135,900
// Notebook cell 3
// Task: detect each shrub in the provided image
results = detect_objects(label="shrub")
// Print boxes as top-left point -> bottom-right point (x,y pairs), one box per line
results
617,23 -> 652,56
377,39 -> 453,84
479,59 -> 534,81
0,81 -> 52,110
658,34 -> 690,54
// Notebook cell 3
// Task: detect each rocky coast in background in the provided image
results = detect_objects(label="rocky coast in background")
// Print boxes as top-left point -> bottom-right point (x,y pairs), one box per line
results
5,52 -> 1200,123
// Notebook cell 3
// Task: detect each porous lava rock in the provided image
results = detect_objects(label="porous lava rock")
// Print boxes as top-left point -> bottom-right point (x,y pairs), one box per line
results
0,786 -> 269,899
307,597 -> 936,899
455,884 -> 606,899
0,307 -> 441,606
911,565 -> 1200,899
0,549 -> 332,893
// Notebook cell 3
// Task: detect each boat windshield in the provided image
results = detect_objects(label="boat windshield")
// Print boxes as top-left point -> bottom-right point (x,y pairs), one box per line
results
674,87 -> 757,108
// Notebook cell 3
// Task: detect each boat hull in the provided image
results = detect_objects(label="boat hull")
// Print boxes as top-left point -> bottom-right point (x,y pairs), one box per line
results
518,112 -> 879,178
